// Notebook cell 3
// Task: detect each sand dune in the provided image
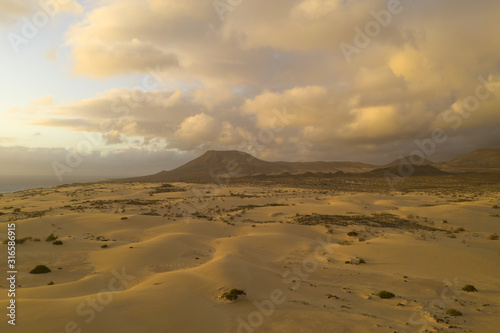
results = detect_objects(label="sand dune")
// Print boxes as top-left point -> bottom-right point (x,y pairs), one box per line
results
1,182 -> 499,332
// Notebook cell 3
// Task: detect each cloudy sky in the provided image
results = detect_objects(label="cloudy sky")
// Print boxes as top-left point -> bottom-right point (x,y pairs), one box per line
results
1,0 -> 499,180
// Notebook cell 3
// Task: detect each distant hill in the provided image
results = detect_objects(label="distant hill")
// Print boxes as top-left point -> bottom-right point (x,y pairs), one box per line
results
113,148 -> 500,183
440,148 -> 500,169
115,150 -> 377,183
383,156 -> 435,168
364,165 -> 449,177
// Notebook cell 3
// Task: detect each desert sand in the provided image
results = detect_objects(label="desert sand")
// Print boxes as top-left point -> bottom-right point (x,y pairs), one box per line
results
1,181 -> 499,333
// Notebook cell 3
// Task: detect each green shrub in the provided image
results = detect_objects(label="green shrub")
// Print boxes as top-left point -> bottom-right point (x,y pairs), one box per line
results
377,290 -> 395,299
47,281 -> 54,285
30,265 -> 51,274
446,309 -> 463,316
52,240 -> 63,245
221,288 -> 246,301
462,284 -> 478,292
46,234 -> 58,242
347,231 -> 358,237
488,233 -> 498,240
16,237 -> 32,244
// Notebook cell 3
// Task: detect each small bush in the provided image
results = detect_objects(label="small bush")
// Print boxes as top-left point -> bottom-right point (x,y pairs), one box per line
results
46,234 -> 58,242
488,233 -> 498,240
16,237 -> 33,244
446,309 -> 463,316
120,217 -> 128,220
347,231 -> 358,237
13,208 -> 21,213
52,240 -> 63,245
221,288 -> 246,301
493,205 -> 499,209
30,265 -> 51,274
462,284 -> 478,292
377,290 -> 395,299
47,281 -> 54,285
101,244 -> 108,248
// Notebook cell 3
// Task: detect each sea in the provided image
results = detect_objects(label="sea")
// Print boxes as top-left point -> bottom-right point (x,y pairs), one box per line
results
0,175 -> 112,194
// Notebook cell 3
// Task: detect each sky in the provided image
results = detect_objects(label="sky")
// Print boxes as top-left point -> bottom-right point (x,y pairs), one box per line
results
0,0 -> 499,181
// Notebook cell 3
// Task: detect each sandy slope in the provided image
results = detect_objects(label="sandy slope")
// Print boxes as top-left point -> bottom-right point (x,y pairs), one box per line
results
0,183 -> 499,333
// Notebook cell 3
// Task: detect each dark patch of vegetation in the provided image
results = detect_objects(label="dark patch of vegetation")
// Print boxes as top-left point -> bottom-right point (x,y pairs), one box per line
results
377,290 -> 395,299
46,233 -> 59,241
294,212 -> 441,231
30,265 -> 51,274
52,240 -> 63,245
3,237 -> 34,244
120,217 -> 128,220
446,309 -> 463,316
462,284 -> 478,292
488,233 -> 498,240
47,281 -> 54,285
347,231 -> 358,237
46,234 -> 58,242
141,211 -> 161,216
221,288 -> 246,301
101,244 -> 109,248
88,199 -> 161,209
228,203 -> 288,212
150,184 -> 186,194
191,211 -> 210,219
3,209 -> 48,221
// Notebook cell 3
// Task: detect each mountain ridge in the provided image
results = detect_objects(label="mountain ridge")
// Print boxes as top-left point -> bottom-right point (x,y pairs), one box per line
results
116,150 -> 377,183
114,148 -> 500,183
